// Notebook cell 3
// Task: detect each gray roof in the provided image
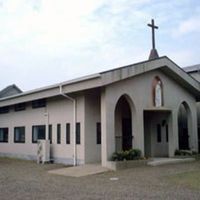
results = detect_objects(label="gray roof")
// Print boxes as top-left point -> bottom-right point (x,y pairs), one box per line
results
184,64 -> 200,73
0,84 -> 22,98
0,56 -> 199,106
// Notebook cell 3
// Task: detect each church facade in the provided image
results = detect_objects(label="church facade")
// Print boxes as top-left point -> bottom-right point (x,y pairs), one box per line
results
0,56 -> 199,168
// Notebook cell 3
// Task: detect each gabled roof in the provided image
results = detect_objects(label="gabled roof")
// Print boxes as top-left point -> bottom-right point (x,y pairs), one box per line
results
0,84 -> 22,98
0,56 -> 199,107
184,64 -> 200,73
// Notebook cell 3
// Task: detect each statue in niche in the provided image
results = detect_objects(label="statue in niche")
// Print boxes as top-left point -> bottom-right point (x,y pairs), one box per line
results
155,80 -> 162,107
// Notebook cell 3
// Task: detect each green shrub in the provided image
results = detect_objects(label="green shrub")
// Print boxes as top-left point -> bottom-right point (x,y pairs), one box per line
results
111,149 -> 142,161
174,149 -> 196,156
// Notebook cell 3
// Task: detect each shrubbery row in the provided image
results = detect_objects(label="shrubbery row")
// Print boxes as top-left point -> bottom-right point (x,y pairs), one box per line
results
111,149 -> 142,161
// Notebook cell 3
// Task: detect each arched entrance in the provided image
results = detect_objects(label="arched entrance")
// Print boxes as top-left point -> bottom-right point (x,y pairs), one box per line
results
115,95 -> 133,151
178,102 -> 191,150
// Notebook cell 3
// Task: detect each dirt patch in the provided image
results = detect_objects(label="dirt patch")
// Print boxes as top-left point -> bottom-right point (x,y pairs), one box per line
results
0,157 -> 200,200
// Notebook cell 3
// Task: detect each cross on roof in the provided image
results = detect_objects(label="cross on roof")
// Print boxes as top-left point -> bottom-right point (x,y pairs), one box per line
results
148,19 -> 158,50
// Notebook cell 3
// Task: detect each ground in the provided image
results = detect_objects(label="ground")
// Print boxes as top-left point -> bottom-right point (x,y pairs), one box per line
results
0,158 -> 200,200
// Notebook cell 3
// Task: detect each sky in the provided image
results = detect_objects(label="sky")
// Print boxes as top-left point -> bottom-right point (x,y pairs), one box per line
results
1,0 -> 200,91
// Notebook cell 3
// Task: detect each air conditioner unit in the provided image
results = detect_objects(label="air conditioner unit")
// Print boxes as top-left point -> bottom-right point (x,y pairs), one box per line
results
37,140 -> 50,164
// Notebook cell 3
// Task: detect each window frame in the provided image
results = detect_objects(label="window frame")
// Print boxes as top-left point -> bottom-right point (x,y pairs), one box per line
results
157,124 -> 161,143
96,122 -> 101,144
0,106 -> 9,114
66,123 -> 70,144
32,125 -> 46,143
32,99 -> 46,109
76,122 -> 81,144
166,124 -> 169,143
57,124 -> 61,144
0,128 -> 8,143
14,126 -> 25,143
48,124 -> 52,144
14,103 -> 26,112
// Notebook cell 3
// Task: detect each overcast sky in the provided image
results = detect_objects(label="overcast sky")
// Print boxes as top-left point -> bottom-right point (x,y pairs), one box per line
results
1,0 -> 200,91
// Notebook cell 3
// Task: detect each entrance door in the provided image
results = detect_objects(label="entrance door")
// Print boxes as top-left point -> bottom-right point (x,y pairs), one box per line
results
144,111 -> 170,157
154,122 -> 169,157
122,118 -> 132,151
178,102 -> 190,150
179,128 -> 189,150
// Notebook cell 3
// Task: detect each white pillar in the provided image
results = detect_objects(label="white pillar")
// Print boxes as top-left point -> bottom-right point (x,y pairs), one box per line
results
133,109 -> 144,156
168,110 -> 178,157
101,89 -> 115,167
190,106 -> 198,151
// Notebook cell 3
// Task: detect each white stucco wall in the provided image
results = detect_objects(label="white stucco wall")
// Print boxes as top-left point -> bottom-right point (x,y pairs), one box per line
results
84,90 -> 101,163
0,95 -> 85,165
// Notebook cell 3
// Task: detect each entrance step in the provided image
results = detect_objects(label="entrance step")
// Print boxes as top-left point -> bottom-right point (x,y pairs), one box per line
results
147,157 -> 195,166
48,163 -> 109,177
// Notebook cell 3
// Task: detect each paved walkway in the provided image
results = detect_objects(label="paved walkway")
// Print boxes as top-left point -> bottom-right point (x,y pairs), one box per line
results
48,158 -> 196,177
48,163 -> 110,177
147,157 -> 195,166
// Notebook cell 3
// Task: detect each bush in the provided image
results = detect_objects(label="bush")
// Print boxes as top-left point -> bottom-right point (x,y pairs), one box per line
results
174,149 -> 197,156
111,149 -> 142,161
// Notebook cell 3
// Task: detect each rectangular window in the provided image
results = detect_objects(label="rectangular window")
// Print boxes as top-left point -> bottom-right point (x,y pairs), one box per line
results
48,125 -> 52,144
57,124 -> 61,144
96,122 -> 101,144
66,123 -> 70,144
0,128 -> 8,143
76,122 -> 80,144
14,127 -> 25,143
166,124 -> 168,143
32,99 -> 46,109
32,125 -> 46,143
0,106 -> 9,114
14,103 -> 26,111
157,124 -> 161,143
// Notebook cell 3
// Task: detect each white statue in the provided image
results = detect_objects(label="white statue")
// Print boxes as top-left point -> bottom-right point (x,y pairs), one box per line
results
155,81 -> 162,107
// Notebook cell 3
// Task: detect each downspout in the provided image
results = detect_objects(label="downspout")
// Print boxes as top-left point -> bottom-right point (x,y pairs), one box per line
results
59,85 -> 77,166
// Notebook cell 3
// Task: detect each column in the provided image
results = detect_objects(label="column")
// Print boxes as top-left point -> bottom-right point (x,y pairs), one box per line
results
101,89 -> 115,167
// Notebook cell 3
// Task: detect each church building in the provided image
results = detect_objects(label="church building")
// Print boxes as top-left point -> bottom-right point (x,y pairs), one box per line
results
0,20 -> 199,168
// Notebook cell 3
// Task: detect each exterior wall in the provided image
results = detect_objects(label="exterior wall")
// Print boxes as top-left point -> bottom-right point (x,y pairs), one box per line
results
84,90 -> 101,163
101,69 -> 198,167
0,95 -> 85,165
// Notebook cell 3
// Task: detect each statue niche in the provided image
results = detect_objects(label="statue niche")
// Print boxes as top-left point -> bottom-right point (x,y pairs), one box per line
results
153,77 -> 163,107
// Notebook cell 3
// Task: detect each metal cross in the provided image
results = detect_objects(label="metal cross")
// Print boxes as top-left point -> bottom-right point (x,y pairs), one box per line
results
148,19 -> 158,50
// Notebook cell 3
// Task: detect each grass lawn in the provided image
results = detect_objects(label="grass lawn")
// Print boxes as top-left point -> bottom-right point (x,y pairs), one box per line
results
168,170 -> 200,190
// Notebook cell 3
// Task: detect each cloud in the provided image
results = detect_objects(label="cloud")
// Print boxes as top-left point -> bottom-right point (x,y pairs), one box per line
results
178,15 -> 200,35
0,0 -> 200,90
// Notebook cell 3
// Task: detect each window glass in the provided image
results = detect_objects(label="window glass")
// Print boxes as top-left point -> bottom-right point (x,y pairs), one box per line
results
157,124 -> 161,143
32,99 -> 46,108
66,123 -> 70,144
0,128 -> 8,142
14,127 -> 25,143
96,122 -> 101,144
57,124 -> 61,144
14,103 -> 26,111
76,123 -> 80,144
48,125 -> 52,144
0,106 -> 9,114
166,124 -> 169,143
32,125 -> 45,143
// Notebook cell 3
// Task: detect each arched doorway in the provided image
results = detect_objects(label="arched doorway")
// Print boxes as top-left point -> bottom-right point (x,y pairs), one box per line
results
115,95 -> 133,151
178,102 -> 191,150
